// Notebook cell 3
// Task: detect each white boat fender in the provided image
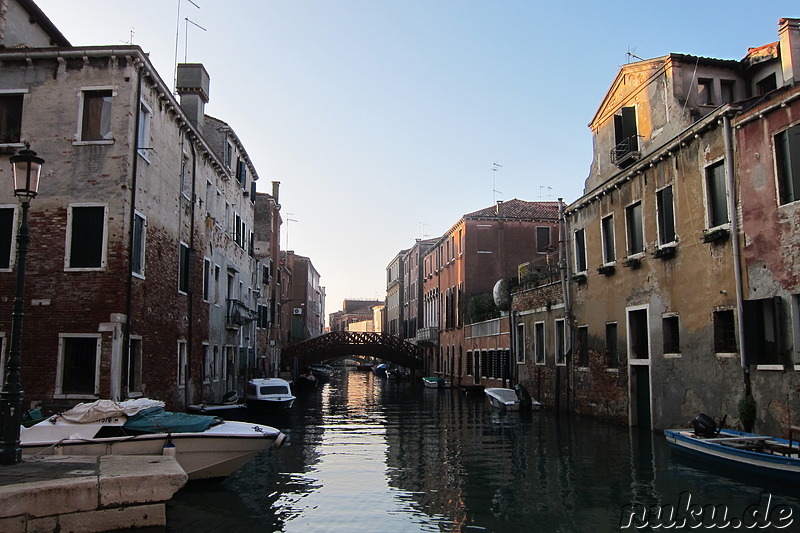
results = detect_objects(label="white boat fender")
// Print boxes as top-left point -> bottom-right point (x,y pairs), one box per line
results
162,437 -> 176,457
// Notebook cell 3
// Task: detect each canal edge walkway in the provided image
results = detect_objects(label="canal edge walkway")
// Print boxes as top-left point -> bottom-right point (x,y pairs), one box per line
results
0,454 -> 188,532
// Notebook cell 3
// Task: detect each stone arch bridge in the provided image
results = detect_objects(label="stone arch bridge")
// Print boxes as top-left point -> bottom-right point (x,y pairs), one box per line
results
281,331 -> 423,374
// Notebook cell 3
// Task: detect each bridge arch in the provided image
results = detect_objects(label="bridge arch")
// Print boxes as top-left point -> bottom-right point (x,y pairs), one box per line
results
280,331 -> 423,374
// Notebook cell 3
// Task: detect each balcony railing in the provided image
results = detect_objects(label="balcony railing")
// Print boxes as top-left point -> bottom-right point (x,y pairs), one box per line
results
610,135 -> 642,167
416,326 -> 439,345
226,298 -> 255,327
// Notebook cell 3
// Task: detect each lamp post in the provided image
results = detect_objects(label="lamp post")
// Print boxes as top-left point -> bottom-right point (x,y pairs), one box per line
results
0,144 -> 43,465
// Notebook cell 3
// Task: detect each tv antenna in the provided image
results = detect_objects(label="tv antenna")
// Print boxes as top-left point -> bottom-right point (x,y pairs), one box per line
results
491,162 -> 503,203
419,221 -> 430,240
626,45 -> 644,63
285,213 -> 299,251
539,186 -> 553,201
173,0 -> 201,93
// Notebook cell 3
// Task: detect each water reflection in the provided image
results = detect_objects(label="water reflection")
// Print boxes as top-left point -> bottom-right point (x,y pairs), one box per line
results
166,369 -> 800,532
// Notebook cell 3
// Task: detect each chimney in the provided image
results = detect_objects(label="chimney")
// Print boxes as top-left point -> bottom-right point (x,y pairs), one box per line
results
779,18 -> 800,86
496,200 -> 503,217
272,181 -> 281,206
176,63 -> 210,134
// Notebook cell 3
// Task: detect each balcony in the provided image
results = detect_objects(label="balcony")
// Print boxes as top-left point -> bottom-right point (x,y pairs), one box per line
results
226,298 -> 255,328
610,135 -> 642,168
416,327 -> 439,345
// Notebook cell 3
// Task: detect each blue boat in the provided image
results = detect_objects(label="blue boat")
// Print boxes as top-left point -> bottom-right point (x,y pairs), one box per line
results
664,415 -> 800,482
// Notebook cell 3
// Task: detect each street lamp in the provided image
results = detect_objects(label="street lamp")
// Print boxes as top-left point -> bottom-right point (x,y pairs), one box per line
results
0,144 -> 43,465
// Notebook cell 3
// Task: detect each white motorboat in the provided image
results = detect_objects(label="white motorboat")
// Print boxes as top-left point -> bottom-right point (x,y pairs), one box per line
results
245,378 -> 296,411
485,387 -> 542,411
20,399 -> 285,480
485,387 -> 522,410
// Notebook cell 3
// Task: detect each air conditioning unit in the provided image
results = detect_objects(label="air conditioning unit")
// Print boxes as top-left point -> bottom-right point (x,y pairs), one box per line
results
293,307 -> 303,315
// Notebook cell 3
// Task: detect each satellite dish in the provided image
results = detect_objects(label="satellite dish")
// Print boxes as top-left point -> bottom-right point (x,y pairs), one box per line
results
492,279 -> 509,308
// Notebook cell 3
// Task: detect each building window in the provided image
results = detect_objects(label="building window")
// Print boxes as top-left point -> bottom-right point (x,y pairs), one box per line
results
202,343 -> 211,384
203,257 -> 211,302
127,337 -> 143,395
663,315 -> 680,354
612,106 -> 639,168
136,101 -> 151,159
214,264 -> 221,304
0,93 -> 24,144
606,322 -> 618,368
132,211 -> 146,277
516,323 -> 525,363
555,318 -> 567,366
713,309 -> 737,354
80,89 -> 113,141
698,78 -> 714,105
212,345 -> 220,382
180,153 -> 191,198
628,308 -> 649,360
577,325 -> 589,367
66,204 -> 107,270
536,226 -> 551,253
742,298 -> 781,365
224,140 -> 233,170
601,215 -> 616,264
720,80 -> 735,104
58,335 -> 100,396
177,341 -> 187,387
574,228 -> 587,273
756,74 -> 777,96
0,206 -> 16,270
626,201 -> 644,255
466,350 -> 473,376
656,185 -> 676,245
236,157 -> 247,186
705,161 -> 729,228
776,124 -> 800,205
179,243 -> 191,294
534,321 -> 545,364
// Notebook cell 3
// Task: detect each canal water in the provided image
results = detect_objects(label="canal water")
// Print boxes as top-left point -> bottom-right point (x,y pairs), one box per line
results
165,368 -> 800,532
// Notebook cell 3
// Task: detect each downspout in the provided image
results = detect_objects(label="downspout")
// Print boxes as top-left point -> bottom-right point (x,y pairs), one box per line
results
186,140 -> 198,407
558,198 -> 572,413
723,114 -> 749,387
122,62 -> 144,401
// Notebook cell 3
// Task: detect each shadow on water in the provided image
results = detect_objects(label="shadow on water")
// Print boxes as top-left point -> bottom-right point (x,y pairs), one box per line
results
163,370 -> 800,532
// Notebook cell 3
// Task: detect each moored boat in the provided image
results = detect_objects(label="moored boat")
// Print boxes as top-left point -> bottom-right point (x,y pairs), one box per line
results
310,364 -> 334,382
422,376 -> 451,389
245,378 -> 296,410
485,387 -> 542,411
20,399 -> 285,480
187,390 -> 247,419
485,387 -> 521,410
664,414 -> 800,482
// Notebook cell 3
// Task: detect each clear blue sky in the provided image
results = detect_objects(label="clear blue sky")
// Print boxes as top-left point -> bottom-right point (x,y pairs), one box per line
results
36,1 -> 798,321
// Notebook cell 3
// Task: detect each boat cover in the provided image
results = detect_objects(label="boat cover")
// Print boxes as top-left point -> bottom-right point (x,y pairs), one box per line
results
60,398 -> 165,423
123,406 -> 222,434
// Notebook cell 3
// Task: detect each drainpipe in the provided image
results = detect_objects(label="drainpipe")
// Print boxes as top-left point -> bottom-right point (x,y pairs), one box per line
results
186,140 -> 198,407
558,198 -> 572,413
122,62 -> 144,401
723,114 -> 749,387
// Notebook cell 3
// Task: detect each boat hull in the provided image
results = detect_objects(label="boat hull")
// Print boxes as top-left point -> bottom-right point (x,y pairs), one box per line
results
664,429 -> 800,483
485,388 -> 520,411
22,421 -> 285,480
246,398 -> 295,411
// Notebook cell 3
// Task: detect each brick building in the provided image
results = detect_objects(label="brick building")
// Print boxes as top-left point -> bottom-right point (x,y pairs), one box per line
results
0,1 -> 263,410
418,199 -> 559,386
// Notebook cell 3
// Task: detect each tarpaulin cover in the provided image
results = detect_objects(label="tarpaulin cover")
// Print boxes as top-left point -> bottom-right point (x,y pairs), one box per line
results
122,406 -> 222,434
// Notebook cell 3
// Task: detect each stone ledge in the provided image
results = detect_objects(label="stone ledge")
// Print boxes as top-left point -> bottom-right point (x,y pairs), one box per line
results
0,455 -> 187,532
